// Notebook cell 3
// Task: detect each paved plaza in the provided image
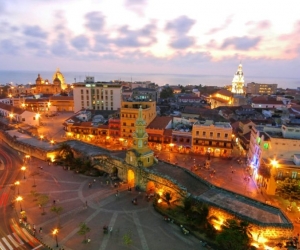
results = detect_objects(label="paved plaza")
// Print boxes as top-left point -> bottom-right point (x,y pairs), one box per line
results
18,158 -> 204,250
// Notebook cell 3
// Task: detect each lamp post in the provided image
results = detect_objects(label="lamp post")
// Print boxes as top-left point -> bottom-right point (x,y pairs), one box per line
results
15,181 -> 20,195
16,196 -> 23,211
9,113 -> 13,123
21,166 -> 26,179
169,143 -> 174,162
52,228 -> 59,247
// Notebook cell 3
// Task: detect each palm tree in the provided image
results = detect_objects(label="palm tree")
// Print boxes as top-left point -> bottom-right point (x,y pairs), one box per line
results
50,206 -> 63,228
57,143 -> 74,166
77,222 -> 90,243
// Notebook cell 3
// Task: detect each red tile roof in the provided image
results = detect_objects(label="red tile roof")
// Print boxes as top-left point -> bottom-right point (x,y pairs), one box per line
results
147,116 -> 172,129
0,103 -> 24,115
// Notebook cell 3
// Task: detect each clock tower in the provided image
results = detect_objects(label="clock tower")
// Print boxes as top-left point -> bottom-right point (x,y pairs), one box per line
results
125,106 -> 154,167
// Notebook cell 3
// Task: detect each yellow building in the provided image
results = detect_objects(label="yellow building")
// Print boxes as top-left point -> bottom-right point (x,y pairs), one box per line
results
120,101 -> 156,140
192,120 -> 233,157
49,96 -> 74,112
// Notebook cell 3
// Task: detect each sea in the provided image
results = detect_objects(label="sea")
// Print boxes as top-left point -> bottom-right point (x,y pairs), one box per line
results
0,70 -> 299,89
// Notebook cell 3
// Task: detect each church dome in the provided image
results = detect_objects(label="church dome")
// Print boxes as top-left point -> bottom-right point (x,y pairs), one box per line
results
36,74 -> 42,81
52,68 -> 65,85
53,74 -> 61,84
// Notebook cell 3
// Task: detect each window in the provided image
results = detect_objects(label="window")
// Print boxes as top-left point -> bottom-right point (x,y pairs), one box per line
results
81,95 -> 84,100
203,131 -> 206,136
292,172 -> 297,179
123,122 -> 126,126
86,90 -> 89,94
217,133 -> 220,138
110,90 -> 113,95
210,132 -> 213,137
196,131 -> 199,136
148,157 -> 150,163
81,90 -> 83,94
131,123 -> 134,126
225,133 -> 228,138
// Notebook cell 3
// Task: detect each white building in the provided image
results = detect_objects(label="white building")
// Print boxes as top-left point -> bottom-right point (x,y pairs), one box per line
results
73,77 -> 122,113
0,103 -> 40,126
231,64 -> 245,94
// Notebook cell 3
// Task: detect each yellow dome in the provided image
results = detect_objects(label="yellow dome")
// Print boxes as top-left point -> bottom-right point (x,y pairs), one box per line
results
52,68 -> 65,85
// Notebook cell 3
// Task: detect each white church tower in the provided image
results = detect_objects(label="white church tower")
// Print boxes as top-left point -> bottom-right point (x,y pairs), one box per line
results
231,64 -> 244,94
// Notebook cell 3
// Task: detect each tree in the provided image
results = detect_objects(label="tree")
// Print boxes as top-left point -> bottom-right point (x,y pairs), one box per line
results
30,190 -> 39,201
276,178 -> 300,201
57,143 -> 74,166
77,222 -> 91,243
123,232 -> 133,246
50,206 -> 63,228
37,194 -> 49,215
258,164 -> 271,179
164,192 -> 172,205
160,87 -> 174,99
216,219 -> 252,250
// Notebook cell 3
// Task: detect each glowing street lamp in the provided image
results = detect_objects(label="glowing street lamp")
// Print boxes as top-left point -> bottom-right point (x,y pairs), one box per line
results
15,181 -> 20,195
21,166 -> 26,179
271,159 -> 278,168
9,113 -> 14,123
52,228 -> 59,247
169,143 -> 174,162
16,196 -> 23,211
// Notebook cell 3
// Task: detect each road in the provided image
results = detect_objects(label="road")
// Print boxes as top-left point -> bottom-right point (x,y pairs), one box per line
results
0,142 -> 45,249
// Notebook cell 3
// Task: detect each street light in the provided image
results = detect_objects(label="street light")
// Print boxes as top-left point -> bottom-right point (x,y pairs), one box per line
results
21,166 -> 26,179
169,143 -> 174,162
52,228 -> 59,247
16,196 -> 23,211
15,181 -> 20,195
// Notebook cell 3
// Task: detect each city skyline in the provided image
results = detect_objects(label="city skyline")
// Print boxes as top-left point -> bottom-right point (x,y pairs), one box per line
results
0,0 -> 300,79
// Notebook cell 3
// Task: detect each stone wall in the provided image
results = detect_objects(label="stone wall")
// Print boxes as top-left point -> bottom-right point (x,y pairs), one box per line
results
0,130 -> 48,160
208,204 -> 293,241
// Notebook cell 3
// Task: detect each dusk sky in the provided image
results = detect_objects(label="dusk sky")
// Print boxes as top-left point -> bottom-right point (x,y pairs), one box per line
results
1,0 -> 300,79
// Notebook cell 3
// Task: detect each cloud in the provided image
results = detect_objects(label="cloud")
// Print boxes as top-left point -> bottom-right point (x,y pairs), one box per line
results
85,11 -> 105,32
112,24 -> 157,47
92,35 -> 110,52
206,15 -> 233,35
0,39 -> 19,55
246,20 -> 271,30
50,38 -> 72,57
124,0 -> 147,15
169,36 -> 195,49
221,36 -> 261,50
71,35 -> 90,50
23,25 -> 48,39
165,16 -> 196,35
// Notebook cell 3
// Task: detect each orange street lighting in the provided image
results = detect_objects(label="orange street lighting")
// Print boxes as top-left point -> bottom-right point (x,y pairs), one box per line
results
50,139 -> 54,145
40,135 -> 44,140
271,159 -> 278,167
16,196 -> 23,211
21,166 -> 26,179
52,228 -> 59,247
15,181 -> 20,195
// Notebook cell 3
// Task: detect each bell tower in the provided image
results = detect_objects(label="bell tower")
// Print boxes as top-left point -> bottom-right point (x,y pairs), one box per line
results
125,106 -> 154,167
231,63 -> 245,94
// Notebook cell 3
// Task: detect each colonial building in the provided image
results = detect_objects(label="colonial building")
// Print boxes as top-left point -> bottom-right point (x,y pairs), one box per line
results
49,96 -> 74,112
192,120 -> 233,157
72,76 -> 122,113
248,122 -> 300,194
120,100 -> 156,140
247,82 -> 278,95
146,116 -> 172,151
0,103 -> 40,126
251,96 -> 291,109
